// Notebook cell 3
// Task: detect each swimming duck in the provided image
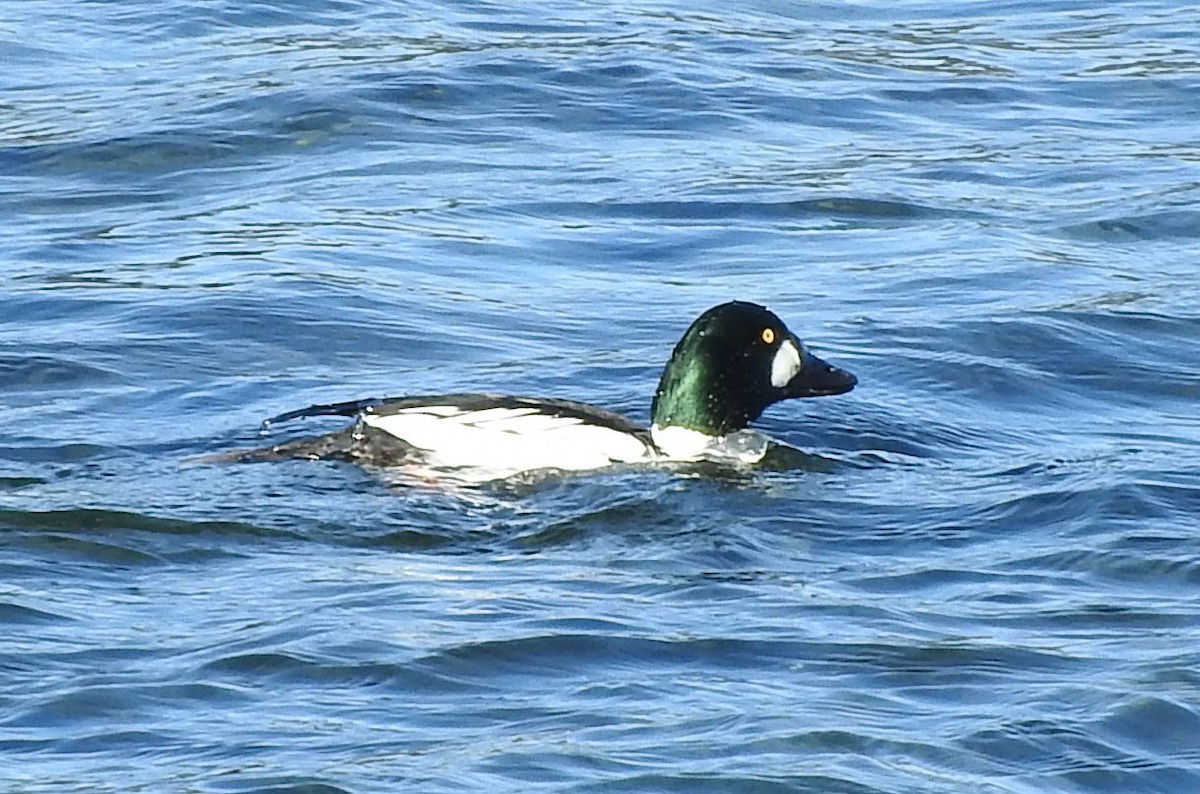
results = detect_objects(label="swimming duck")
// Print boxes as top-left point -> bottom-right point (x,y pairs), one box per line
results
238,301 -> 856,483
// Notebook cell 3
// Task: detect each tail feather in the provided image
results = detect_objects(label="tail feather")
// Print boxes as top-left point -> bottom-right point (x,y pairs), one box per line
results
202,425 -> 417,467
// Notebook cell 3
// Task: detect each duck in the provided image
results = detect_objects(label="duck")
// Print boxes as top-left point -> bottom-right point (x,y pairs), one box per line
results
235,301 -> 856,483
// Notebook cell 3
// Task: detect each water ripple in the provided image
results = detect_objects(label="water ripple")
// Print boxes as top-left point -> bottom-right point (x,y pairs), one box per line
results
4,0 -> 1200,792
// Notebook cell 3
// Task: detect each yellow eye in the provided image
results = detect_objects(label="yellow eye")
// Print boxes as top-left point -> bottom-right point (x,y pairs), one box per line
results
761,327 -> 775,345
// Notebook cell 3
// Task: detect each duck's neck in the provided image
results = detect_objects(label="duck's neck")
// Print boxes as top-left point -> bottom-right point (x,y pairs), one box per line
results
652,358 -> 721,434
650,350 -> 757,442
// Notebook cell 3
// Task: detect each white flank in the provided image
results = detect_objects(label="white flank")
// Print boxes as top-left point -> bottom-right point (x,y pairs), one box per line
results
770,338 -> 802,388
652,424 -> 770,465
650,424 -> 715,461
363,405 -> 652,480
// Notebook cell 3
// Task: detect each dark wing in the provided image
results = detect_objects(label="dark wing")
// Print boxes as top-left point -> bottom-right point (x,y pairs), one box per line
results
367,393 -> 650,438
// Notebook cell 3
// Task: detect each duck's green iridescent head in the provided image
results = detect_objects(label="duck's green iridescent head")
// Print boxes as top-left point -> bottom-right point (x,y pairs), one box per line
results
649,301 -> 856,439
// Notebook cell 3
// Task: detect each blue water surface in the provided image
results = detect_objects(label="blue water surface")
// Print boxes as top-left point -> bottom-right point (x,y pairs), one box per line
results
2,0 -> 1200,791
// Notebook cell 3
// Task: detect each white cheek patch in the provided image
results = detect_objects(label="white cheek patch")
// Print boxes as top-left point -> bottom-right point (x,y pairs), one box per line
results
770,339 -> 803,388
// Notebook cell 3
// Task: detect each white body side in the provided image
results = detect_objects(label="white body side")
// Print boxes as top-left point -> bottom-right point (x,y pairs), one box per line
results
651,424 -> 770,465
363,405 -> 654,481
